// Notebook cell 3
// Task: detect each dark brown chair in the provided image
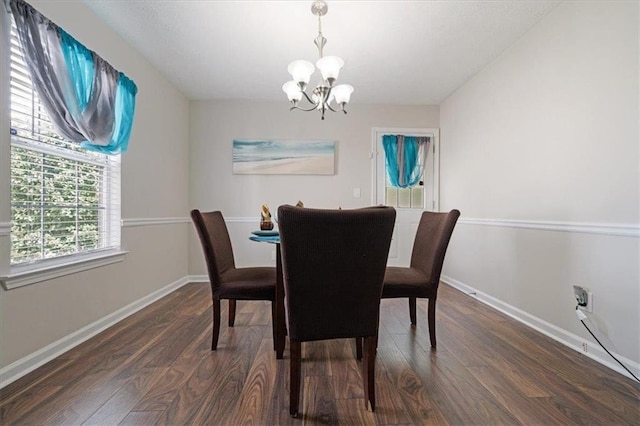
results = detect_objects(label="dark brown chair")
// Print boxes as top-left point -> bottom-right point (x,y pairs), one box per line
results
277,205 -> 396,416
190,209 -> 276,351
382,209 -> 460,348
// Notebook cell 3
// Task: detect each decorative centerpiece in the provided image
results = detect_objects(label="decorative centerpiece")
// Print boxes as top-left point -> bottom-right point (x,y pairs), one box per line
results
260,204 -> 274,230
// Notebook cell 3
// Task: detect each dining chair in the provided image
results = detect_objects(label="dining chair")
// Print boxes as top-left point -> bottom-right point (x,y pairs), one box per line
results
190,209 -> 277,351
382,209 -> 460,348
277,205 -> 396,416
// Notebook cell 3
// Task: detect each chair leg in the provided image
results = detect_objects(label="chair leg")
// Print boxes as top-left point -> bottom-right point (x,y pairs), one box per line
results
271,301 -> 279,352
428,297 -> 437,348
362,336 -> 376,411
289,341 -> 302,417
228,299 -> 237,327
355,337 -> 363,360
212,299 -> 221,351
409,297 -> 417,325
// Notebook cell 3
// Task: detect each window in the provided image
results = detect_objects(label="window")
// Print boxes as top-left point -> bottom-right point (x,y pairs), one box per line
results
9,21 -> 121,268
385,185 -> 426,210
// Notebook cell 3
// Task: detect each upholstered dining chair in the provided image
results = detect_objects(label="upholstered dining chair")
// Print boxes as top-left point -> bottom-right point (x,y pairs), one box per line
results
190,209 -> 276,351
382,209 -> 460,348
277,205 -> 396,416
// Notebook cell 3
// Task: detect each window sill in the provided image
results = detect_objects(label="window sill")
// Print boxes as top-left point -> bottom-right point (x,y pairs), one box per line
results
1,250 -> 128,290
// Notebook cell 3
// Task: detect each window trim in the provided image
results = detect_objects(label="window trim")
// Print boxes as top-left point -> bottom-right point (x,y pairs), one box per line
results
1,247 -> 128,290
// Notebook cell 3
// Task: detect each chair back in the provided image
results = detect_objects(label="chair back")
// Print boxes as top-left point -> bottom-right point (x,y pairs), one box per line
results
277,205 -> 396,342
190,210 -> 236,289
410,209 -> 460,286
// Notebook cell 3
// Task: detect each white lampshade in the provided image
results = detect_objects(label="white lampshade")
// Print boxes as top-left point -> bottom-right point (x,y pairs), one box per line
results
316,56 -> 344,82
282,81 -> 302,102
332,84 -> 354,104
287,60 -> 315,85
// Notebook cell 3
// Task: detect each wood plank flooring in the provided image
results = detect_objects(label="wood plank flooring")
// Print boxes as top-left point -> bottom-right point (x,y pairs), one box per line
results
1,282 -> 638,425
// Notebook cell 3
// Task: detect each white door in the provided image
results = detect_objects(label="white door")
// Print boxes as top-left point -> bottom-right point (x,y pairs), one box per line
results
371,127 -> 440,266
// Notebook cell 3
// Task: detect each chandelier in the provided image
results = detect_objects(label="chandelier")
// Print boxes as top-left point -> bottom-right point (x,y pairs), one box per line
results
282,0 -> 354,120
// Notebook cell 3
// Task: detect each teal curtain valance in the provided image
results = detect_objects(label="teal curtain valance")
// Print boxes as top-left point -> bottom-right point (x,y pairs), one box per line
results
382,135 -> 430,188
8,0 -> 138,155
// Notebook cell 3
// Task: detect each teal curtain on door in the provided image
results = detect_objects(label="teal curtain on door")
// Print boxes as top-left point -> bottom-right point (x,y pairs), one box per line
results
382,135 -> 430,188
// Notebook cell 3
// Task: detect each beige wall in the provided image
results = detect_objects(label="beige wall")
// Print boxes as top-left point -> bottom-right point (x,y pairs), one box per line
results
0,1 -> 190,367
440,1 -> 639,364
188,101 -> 439,273
3,0 -> 636,383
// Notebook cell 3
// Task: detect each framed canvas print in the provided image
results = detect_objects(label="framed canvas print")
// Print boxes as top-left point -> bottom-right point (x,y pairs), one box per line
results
232,139 -> 336,175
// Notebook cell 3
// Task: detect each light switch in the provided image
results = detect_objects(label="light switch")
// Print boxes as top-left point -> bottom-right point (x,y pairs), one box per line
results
353,187 -> 361,198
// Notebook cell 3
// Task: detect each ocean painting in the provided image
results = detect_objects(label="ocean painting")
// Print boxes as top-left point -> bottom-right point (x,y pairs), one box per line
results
232,140 -> 336,175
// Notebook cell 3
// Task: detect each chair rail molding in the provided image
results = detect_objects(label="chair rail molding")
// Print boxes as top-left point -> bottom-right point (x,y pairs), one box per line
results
225,217 -> 260,223
0,222 -> 11,236
121,217 -> 190,227
122,217 -> 260,228
458,217 -> 640,238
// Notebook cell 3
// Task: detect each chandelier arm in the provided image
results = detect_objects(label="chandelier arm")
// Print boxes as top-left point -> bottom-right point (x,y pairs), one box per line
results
300,89 -> 317,104
324,85 -> 337,112
291,104 -> 320,112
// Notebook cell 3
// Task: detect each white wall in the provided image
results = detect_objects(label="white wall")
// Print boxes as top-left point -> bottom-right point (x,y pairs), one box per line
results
0,1 -> 190,370
188,101 -> 438,273
440,1 -> 639,368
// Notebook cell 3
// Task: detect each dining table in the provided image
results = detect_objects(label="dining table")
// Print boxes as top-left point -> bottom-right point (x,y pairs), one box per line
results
250,231 -> 286,359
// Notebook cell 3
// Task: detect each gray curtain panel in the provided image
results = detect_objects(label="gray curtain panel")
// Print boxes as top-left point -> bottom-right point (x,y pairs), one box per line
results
9,0 -> 119,146
415,136 -> 431,185
396,136 -> 430,187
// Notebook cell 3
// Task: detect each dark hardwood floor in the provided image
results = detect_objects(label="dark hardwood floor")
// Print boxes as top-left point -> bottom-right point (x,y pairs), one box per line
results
1,282 -> 638,425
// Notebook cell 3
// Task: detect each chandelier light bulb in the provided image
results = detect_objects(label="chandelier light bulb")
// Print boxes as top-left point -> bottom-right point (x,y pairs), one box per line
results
287,60 -> 315,86
282,81 -> 303,102
316,56 -> 344,83
331,84 -> 354,105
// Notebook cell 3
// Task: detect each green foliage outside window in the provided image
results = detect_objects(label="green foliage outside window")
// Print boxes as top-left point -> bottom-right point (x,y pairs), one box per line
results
10,145 -> 102,265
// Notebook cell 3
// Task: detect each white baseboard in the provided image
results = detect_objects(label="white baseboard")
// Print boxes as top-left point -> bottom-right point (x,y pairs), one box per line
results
187,274 -> 209,283
441,275 -> 640,381
0,276 -> 192,389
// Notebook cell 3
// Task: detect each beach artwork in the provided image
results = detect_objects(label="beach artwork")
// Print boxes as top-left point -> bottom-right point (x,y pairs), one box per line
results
232,139 -> 336,175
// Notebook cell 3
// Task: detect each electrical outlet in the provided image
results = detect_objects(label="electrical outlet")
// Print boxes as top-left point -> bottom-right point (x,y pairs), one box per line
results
573,286 -> 593,313
582,341 -> 588,352
584,291 -> 593,313
573,285 -> 587,306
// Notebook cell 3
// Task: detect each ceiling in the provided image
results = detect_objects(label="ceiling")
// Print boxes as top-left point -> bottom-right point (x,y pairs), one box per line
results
84,0 -> 560,105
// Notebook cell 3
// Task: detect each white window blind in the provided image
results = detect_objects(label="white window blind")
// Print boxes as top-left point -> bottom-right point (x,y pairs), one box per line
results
9,21 -> 121,267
